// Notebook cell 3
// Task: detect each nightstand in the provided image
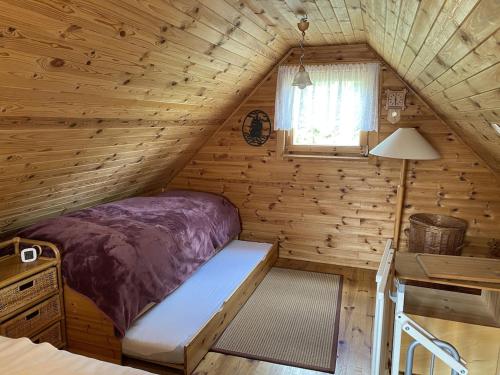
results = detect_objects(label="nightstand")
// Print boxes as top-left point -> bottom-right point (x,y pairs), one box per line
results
0,237 -> 66,348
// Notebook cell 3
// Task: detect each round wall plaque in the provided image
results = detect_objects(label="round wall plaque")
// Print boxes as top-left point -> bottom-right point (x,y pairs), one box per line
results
242,110 -> 272,146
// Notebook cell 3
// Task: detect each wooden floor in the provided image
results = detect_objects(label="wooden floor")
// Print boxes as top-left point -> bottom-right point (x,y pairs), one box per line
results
128,260 -> 376,375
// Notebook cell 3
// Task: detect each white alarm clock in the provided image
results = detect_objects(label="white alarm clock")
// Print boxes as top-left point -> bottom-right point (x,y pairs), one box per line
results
20,245 -> 42,263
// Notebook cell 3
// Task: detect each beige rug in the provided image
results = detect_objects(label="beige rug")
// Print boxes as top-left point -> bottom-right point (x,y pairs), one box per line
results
212,267 -> 343,373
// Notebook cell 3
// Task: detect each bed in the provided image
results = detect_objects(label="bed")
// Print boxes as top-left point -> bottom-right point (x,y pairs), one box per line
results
0,335 -> 152,375
18,190 -> 278,374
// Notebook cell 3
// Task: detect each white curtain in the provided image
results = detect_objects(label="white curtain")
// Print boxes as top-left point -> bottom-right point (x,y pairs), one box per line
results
274,65 -> 299,132
274,63 -> 379,139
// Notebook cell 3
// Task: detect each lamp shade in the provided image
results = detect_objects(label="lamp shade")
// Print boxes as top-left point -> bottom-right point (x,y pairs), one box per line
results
292,65 -> 312,89
369,127 -> 440,160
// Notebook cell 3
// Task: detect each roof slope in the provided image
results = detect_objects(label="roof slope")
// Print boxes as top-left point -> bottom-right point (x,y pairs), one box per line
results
0,1 -> 498,232
360,0 -> 500,172
0,0 -> 497,168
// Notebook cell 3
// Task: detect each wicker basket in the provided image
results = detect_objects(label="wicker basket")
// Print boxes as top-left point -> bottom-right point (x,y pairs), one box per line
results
0,267 -> 58,319
0,294 -> 62,338
407,213 -> 467,255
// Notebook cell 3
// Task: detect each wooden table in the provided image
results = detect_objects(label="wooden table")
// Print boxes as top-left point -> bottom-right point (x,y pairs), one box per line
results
396,252 -> 500,330
396,252 -> 500,292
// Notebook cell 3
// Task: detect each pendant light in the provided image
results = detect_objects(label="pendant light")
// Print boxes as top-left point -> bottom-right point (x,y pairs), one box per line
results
292,16 -> 312,89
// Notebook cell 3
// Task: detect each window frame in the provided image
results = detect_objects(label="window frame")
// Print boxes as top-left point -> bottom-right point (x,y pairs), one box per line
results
276,62 -> 382,161
278,129 -> 376,160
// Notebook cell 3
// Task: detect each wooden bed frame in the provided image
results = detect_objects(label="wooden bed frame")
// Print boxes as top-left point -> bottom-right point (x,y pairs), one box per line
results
64,241 -> 278,374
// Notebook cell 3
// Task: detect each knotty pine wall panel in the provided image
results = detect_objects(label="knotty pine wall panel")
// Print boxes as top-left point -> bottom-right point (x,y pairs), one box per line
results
361,0 -> 500,174
170,45 -> 500,269
1,0 -> 498,247
0,117 -> 218,233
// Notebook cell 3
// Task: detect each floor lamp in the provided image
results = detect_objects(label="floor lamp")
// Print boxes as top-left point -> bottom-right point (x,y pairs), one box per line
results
370,128 -> 440,249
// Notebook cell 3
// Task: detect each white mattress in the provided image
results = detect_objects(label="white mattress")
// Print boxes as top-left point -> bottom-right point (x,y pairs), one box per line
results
0,336 -> 151,375
122,240 -> 273,365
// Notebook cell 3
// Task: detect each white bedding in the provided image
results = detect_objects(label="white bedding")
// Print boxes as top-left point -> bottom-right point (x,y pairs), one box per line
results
122,240 -> 273,365
0,336 -> 151,375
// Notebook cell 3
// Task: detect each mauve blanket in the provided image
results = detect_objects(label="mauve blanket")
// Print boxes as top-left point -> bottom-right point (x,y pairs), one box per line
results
18,190 -> 241,336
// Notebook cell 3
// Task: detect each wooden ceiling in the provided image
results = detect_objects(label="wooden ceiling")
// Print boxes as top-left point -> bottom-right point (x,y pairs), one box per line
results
0,0 -> 498,232
361,0 -> 499,173
0,0 -> 497,166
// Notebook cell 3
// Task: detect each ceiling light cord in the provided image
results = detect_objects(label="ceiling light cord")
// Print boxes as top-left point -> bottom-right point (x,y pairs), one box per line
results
299,32 -> 305,66
292,15 -> 312,89
297,16 -> 309,67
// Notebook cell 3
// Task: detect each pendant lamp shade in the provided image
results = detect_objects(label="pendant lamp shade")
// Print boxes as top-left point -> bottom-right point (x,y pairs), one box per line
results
292,65 -> 312,89
369,128 -> 440,160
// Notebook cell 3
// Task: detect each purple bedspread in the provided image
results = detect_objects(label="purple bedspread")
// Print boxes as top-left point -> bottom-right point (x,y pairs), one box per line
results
18,190 -> 241,336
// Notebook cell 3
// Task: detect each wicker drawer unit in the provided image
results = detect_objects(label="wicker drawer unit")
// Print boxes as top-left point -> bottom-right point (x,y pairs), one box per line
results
0,267 -> 58,319
31,321 -> 65,348
0,237 -> 66,348
1,294 -> 62,338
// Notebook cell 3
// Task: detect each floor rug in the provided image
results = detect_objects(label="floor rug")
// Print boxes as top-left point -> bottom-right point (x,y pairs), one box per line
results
212,267 -> 343,373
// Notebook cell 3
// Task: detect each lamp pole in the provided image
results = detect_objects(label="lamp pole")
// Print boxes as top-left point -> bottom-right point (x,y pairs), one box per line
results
369,127 -> 440,251
393,159 -> 408,250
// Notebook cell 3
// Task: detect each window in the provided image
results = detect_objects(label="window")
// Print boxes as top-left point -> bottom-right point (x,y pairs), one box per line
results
275,63 -> 379,158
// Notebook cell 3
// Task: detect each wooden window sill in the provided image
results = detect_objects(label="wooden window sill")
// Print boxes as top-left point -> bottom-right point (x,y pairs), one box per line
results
276,130 -> 377,162
282,153 -> 369,161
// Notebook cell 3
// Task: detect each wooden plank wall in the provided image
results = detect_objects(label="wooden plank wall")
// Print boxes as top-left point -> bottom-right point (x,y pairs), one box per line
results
0,0 -> 281,234
170,45 -> 500,269
0,0 -> 498,239
0,0 -> 282,120
0,117 -> 218,233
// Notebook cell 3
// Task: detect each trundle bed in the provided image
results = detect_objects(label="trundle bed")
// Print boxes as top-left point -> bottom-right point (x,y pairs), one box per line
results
63,239 -> 277,374
18,190 -> 278,374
